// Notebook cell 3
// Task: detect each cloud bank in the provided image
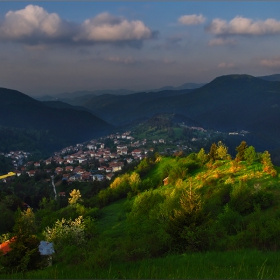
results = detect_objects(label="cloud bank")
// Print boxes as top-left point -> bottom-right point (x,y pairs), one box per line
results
178,14 -> 206,25
0,5 -> 155,46
261,57 -> 280,68
206,16 -> 280,36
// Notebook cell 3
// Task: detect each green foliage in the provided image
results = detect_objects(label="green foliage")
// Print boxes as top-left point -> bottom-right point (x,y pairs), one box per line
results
0,208 -> 44,273
197,148 -> 208,164
233,207 -> 280,250
168,162 -> 187,185
235,141 -> 248,161
251,190 -> 274,210
261,151 -> 277,176
166,180 -> 211,252
216,141 -> 230,160
125,189 -> 171,258
229,181 -> 254,214
244,146 -> 257,165
217,204 -> 244,235
43,216 -> 88,253
135,158 -> 154,176
0,203 -> 15,234
208,143 -> 217,161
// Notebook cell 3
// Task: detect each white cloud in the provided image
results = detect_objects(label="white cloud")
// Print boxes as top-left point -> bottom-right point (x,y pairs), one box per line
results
207,16 -> 280,36
178,14 -> 206,25
218,62 -> 234,69
0,5 -> 154,46
75,12 -> 152,43
208,38 -> 237,46
0,5 -> 74,43
260,57 -> 280,67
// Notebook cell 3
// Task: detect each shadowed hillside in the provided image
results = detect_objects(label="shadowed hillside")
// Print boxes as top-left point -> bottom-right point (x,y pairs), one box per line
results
0,87 -> 114,154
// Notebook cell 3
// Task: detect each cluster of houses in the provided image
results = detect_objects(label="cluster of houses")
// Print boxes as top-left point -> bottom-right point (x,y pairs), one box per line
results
5,131 -> 159,183
1,130 -> 178,184
1,150 -> 30,168
228,130 -> 250,136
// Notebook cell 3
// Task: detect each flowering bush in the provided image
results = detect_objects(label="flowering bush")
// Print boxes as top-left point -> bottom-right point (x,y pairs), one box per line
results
43,216 -> 86,251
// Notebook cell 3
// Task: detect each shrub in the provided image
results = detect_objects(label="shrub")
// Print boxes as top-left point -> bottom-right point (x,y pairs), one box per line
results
0,209 -> 46,273
43,216 -> 87,253
229,181 -> 254,214
216,204 -> 244,235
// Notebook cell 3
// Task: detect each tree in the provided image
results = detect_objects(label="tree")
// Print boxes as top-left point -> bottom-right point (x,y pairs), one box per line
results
167,179 -> 209,252
197,148 -> 208,164
0,208 -> 44,272
43,216 -> 86,250
129,172 -> 141,194
235,141 -> 248,161
244,146 -> 257,165
208,143 -> 217,162
261,151 -> 277,176
68,189 -> 82,205
216,141 -> 230,160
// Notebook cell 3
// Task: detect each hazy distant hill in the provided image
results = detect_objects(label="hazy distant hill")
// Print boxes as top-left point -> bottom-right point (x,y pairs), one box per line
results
35,83 -> 204,103
42,100 -> 94,114
258,74 -> 280,82
147,82 -> 205,92
79,89 -> 195,125
0,88 -> 113,154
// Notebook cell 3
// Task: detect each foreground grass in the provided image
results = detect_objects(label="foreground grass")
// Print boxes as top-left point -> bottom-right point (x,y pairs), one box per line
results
2,250 -> 280,279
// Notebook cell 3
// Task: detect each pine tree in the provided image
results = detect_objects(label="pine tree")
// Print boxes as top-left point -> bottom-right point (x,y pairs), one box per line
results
235,141 -> 248,161
208,143 -> 217,162
261,151 -> 277,176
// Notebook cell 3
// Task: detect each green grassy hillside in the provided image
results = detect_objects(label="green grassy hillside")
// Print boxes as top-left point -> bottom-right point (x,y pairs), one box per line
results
2,141 -> 280,278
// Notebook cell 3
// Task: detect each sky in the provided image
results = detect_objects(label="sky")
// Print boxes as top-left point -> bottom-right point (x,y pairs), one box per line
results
0,1 -> 280,96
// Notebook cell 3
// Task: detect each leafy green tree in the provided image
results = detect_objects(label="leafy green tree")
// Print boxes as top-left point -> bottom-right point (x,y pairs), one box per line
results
235,141 -> 248,161
168,162 -> 187,184
129,172 -> 141,194
244,146 -> 257,165
197,148 -> 208,164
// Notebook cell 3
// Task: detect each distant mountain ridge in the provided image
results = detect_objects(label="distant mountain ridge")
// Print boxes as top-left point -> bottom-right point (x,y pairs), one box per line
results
258,74 -> 280,82
35,82 -> 205,102
66,74 -> 280,153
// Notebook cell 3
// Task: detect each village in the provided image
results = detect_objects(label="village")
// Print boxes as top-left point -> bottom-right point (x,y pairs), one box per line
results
1,125 -> 250,185
1,131 -> 158,184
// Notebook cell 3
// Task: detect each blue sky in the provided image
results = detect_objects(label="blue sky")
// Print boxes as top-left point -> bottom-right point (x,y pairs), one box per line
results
0,2 -> 280,96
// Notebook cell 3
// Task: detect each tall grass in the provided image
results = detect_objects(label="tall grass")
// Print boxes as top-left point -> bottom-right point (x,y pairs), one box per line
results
2,250 -> 280,279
